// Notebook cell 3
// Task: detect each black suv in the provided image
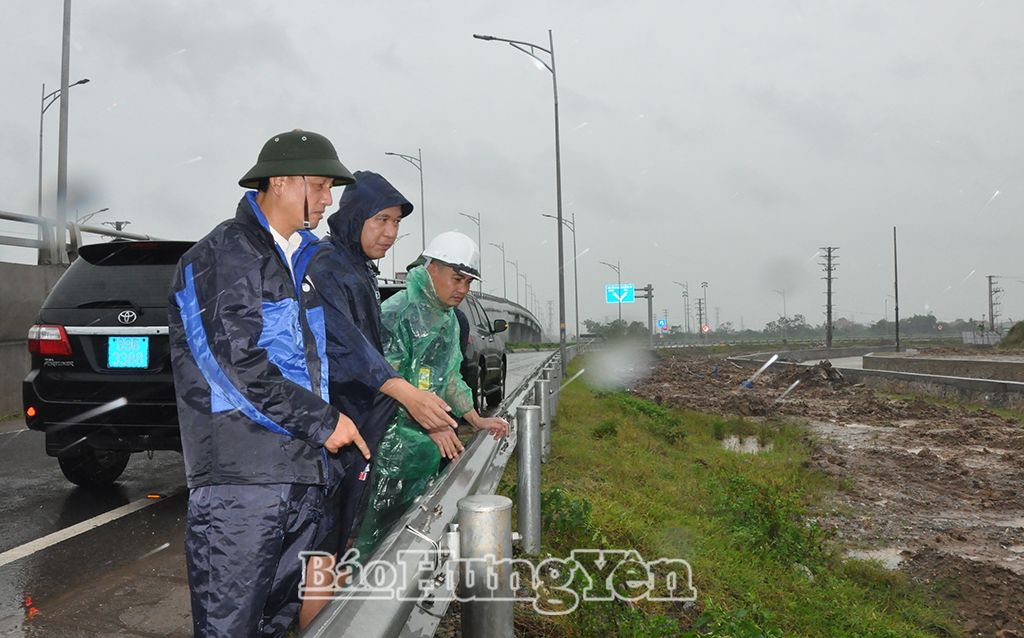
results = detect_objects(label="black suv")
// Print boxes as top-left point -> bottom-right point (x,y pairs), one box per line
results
459,293 -> 509,412
23,240 -> 193,486
378,282 -> 508,412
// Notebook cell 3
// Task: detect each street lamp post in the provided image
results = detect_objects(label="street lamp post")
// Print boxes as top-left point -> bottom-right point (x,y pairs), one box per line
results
600,260 -> 622,324
384,148 -> 425,252
458,212 -> 482,294
392,233 -> 411,279
509,259 -> 521,305
39,78 -> 89,218
489,241 -> 507,299
773,289 -> 787,341
38,77 -> 89,265
542,211 -> 579,342
475,30 -> 566,375
55,0 -> 78,264
673,281 -> 690,335
520,274 -> 529,312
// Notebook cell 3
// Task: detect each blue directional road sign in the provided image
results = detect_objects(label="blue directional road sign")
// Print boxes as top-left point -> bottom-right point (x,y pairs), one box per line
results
605,284 -> 635,304
657,319 -> 667,330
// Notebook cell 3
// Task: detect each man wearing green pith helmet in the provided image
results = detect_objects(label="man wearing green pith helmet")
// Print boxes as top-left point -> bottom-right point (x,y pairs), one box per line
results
169,129 -> 369,637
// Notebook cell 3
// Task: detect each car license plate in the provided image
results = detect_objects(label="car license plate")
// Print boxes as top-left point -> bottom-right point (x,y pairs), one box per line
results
108,336 -> 149,369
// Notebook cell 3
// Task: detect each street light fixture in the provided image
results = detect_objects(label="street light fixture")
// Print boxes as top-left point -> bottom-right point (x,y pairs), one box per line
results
475,29 -> 567,374
542,211 -> 579,342
457,212 -> 482,294
384,149 -> 425,252
76,206 -> 108,225
489,241 -> 507,299
600,260 -> 622,323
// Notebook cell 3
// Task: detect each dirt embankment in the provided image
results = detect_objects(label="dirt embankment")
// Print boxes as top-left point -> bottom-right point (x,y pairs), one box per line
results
632,351 -> 1024,637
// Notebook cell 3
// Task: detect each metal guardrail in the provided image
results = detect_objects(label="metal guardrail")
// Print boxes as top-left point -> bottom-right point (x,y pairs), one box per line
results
0,209 -> 158,264
303,343 -> 591,638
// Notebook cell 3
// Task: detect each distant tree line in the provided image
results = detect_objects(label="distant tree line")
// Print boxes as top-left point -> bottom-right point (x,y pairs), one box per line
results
582,313 -> 988,341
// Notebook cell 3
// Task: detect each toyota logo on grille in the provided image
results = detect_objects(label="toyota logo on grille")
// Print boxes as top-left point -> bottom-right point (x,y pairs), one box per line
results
118,310 -> 138,325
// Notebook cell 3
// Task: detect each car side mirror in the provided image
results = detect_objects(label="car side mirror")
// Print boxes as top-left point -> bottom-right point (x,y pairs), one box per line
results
492,319 -> 508,334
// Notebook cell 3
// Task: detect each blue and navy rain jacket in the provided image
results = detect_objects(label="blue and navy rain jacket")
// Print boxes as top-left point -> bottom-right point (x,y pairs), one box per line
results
169,192 -> 338,489
309,171 -> 413,415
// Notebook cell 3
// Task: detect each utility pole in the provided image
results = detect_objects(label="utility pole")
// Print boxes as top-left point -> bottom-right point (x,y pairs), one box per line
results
696,298 -> 705,342
684,289 -> 690,333
700,281 -> 709,334
988,275 -> 1002,332
893,228 -> 900,352
821,246 -> 838,348
636,284 -> 654,349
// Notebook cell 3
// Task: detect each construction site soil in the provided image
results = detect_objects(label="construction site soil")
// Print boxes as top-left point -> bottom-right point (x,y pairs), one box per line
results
632,350 -> 1024,637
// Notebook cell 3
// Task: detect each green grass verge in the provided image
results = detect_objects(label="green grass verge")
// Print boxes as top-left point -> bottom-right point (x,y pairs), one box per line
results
497,358 -> 961,637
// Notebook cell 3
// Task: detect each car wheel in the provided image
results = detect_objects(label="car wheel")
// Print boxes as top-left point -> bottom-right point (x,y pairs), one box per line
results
57,448 -> 130,486
487,358 -> 506,408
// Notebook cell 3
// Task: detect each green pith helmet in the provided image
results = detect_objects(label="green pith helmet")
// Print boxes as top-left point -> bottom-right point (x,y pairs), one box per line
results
238,129 -> 355,189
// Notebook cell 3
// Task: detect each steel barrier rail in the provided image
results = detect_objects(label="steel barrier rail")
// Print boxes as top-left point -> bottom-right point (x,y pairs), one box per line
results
0,209 -> 159,264
303,344 -> 589,638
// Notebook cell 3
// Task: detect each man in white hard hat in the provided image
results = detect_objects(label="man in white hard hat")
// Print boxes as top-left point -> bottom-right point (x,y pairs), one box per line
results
349,231 -> 509,556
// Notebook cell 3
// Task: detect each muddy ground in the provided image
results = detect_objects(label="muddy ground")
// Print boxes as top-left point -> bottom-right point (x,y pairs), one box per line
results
632,350 -> 1024,637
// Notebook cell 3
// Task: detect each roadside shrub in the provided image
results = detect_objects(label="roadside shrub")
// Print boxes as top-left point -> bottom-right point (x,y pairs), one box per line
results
683,601 -> 784,638
1001,321 -> 1024,350
711,475 -> 824,566
591,419 -> 618,440
541,487 -> 608,548
616,394 -> 687,444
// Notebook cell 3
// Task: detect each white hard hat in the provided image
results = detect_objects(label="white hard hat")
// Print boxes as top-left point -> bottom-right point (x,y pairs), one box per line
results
423,231 -> 481,280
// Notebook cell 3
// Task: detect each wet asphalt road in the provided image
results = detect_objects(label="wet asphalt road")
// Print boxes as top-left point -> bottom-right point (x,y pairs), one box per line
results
0,350 -> 551,637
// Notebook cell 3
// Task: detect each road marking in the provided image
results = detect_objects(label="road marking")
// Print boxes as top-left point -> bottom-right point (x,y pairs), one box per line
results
0,495 -> 172,568
0,428 -> 28,435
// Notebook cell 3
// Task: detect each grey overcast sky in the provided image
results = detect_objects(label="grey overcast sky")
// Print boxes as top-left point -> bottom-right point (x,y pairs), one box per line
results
2,1 -> 1022,334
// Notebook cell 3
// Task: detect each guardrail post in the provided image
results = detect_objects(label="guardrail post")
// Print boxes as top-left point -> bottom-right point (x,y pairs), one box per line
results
535,379 -> 551,463
458,495 -> 514,638
516,405 -> 542,554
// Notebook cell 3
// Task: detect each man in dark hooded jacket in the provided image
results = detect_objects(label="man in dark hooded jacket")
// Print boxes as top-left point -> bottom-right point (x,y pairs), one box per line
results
299,172 -> 462,626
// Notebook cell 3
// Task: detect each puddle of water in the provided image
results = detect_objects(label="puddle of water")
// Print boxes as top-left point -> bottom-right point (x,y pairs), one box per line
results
847,547 -> 907,570
721,436 -> 773,454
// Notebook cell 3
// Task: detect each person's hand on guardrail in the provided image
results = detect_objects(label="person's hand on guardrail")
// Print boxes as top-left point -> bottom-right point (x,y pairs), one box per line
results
324,414 -> 371,458
429,428 -> 465,459
381,378 -> 457,432
466,411 -> 509,439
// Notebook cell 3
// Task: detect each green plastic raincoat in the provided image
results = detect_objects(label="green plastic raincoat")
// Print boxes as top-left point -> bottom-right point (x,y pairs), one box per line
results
352,265 -> 474,556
